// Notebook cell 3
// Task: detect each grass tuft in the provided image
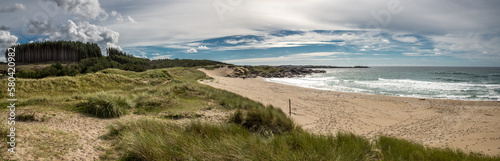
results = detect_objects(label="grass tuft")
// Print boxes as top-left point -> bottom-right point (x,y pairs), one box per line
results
77,94 -> 132,118
17,113 -> 37,122
163,112 -> 202,120
229,105 -> 298,135
377,136 -> 497,161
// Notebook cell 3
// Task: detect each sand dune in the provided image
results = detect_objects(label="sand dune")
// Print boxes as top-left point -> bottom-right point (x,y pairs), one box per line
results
199,67 -> 500,156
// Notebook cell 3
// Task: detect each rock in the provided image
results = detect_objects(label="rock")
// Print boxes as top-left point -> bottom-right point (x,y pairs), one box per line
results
226,66 -> 327,78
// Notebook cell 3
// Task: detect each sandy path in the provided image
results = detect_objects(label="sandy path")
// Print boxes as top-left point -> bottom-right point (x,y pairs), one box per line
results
199,68 -> 500,156
4,111 -> 145,160
2,108 -> 230,160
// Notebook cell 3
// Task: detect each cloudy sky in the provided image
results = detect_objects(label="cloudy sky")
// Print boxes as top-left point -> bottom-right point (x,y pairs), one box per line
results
1,0 -> 499,66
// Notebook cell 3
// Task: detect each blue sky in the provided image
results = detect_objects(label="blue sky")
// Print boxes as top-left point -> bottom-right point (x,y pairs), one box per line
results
1,0 -> 499,66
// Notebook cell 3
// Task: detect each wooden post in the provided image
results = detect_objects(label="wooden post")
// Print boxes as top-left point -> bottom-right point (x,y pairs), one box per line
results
289,99 -> 291,116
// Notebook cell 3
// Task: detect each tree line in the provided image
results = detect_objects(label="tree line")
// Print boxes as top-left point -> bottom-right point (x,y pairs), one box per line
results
5,41 -> 102,63
6,41 -> 228,79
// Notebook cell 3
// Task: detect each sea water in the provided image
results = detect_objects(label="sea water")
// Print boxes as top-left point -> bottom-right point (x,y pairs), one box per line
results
266,67 -> 500,101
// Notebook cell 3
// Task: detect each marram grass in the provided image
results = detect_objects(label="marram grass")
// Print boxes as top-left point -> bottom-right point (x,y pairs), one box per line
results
107,119 -> 378,161
77,93 -> 133,118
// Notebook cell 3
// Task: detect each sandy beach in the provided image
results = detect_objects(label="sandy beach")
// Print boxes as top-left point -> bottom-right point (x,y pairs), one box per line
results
199,68 -> 500,156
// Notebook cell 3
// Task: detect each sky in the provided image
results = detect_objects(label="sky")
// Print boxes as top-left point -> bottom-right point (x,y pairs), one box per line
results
1,0 -> 499,66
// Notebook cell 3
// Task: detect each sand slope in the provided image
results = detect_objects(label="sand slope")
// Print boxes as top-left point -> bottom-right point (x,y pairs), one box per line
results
199,67 -> 500,156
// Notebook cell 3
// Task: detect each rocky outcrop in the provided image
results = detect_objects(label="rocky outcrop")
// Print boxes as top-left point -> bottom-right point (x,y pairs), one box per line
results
226,66 -> 326,78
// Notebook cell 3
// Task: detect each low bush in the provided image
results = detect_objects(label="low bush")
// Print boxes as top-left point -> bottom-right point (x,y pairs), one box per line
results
77,94 -> 132,118
163,112 -> 202,120
229,106 -> 298,135
17,113 -> 37,122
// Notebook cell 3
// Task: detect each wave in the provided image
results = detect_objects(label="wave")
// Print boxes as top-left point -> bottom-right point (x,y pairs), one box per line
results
266,77 -> 500,101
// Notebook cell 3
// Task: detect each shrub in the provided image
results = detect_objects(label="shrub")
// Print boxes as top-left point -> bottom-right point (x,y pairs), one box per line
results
229,106 -> 298,135
17,113 -> 37,122
163,112 -> 202,120
77,94 -> 132,118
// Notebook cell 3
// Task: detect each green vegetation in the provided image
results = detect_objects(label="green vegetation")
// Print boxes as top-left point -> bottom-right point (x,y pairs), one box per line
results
9,41 -> 228,79
150,58 -> 230,69
1,66 -> 499,160
106,119 -> 378,161
229,106 -> 298,135
377,136 -> 497,161
77,94 -> 132,118
16,62 -> 80,78
6,40 -> 101,63
15,48 -> 148,78
163,112 -> 203,120
107,118 -> 500,161
244,65 -> 286,75
16,112 -> 37,121
14,53 -> 227,79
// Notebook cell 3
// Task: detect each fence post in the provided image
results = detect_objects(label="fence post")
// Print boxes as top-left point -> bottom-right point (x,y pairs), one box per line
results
289,99 -> 291,116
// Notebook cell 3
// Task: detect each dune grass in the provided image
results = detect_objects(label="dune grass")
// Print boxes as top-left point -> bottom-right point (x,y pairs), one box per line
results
76,94 -> 133,118
376,136 -> 499,161
107,118 -> 500,161
229,106 -> 298,135
106,119 -> 378,161
0,72 -> 145,99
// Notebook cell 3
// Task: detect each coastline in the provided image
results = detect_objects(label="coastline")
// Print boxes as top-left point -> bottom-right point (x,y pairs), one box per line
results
199,68 -> 500,156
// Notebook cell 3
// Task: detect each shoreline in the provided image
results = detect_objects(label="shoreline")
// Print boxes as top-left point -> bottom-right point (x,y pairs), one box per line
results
265,77 -> 500,102
199,68 -> 500,156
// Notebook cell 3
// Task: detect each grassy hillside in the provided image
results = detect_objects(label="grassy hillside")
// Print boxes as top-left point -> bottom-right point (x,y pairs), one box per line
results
0,68 -> 498,160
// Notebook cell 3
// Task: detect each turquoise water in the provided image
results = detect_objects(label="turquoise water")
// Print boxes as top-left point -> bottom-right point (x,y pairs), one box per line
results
266,67 -> 500,101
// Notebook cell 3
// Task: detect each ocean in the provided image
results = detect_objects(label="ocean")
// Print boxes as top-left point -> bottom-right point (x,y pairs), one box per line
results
265,67 -> 500,101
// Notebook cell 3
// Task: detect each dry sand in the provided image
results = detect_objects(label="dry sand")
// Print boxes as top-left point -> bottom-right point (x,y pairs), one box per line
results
2,108 -> 230,160
199,67 -> 500,156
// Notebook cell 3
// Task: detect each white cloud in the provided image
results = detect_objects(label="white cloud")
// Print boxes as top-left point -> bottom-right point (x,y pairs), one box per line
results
402,53 -> 421,56
392,34 -> 419,43
2,0 -> 499,66
0,31 -> 18,62
26,20 -> 56,35
218,32 -> 365,51
295,52 -> 338,57
151,55 -> 172,60
48,0 -> 104,19
151,53 -> 160,56
46,0 -> 130,25
402,52 -> 440,57
111,11 -> 123,22
0,30 -> 18,57
225,39 -> 257,44
430,32 -> 500,60
47,20 -> 120,51
0,3 -> 26,13
197,45 -> 209,49
185,48 -> 197,53
225,52 -> 361,63
127,16 -> 136,23
134,52 -> 147,58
